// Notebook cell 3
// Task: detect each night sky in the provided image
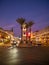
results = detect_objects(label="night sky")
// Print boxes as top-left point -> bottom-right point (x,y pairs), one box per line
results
0,0 -> 49,37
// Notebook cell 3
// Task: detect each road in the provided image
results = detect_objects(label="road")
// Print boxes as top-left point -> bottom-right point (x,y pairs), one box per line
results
0,46 -> 49,65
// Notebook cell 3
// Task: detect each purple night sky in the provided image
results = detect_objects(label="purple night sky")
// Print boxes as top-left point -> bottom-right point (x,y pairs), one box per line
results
0,0 -> 49,37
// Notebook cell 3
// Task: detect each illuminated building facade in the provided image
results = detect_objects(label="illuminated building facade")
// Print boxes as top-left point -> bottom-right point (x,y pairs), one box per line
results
0,28 -> 14,44
31,26 -> 49,46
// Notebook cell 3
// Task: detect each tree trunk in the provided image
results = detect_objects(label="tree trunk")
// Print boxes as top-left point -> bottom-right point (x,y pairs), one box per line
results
21,26 -> 22,43
29,26 -> 31,42
30,27 -> 31,41
26,28 -> 28,43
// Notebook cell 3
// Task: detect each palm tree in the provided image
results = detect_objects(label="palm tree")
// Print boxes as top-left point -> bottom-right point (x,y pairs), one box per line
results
16,17 -> 25,42
28,21 -> 34,42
